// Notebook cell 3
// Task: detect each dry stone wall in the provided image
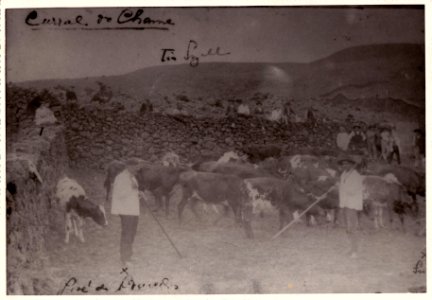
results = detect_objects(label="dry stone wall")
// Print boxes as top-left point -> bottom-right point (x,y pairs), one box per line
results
63,106 -> 341,168
7,125 -> 68,294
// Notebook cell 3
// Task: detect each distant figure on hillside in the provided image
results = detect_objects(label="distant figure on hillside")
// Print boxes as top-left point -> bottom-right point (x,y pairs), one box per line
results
366,124 -> 378,159
237,100 -> 250,116
345,114 -> 354,125
254,101 -> 264,117
412,128 -> 425,168
374,128 -> 383,159
387,126 -> 402,165
268,107 -> 283,123
380,128 -> 392,161
254,101 -> 265,132
171,103 -> 190,116
282,102 -> 296,124
140,99 -> 153,114
306,105 -> 317,129
225,103 -> 237,118
336,126 -> 351,151
225,102 -> 237,128
348,124 -> 366,153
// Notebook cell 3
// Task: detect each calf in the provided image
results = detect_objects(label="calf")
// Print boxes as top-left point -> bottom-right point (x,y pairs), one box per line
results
56,177 -> 108,243
177,171 -> 253,238
362,174 -> 412,230
239,144 -> 284,163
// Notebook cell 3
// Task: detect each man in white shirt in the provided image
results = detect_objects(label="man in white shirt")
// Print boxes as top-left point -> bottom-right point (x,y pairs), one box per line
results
338,156 -> 364,258
110,160 -> 144,266
34,102 -> 58,136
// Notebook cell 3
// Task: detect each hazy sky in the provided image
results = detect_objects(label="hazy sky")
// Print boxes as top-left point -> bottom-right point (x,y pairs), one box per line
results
6,6 -> 424,82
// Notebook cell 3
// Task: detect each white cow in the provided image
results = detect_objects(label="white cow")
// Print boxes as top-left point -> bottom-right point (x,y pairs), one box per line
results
56,177 -> 107,243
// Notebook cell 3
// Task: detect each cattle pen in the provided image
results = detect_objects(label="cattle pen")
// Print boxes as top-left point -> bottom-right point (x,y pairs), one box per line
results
4,5 -> 427,296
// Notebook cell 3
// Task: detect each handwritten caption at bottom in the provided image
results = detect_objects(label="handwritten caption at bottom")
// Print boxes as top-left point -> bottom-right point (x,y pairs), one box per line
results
57,268 -> 179,294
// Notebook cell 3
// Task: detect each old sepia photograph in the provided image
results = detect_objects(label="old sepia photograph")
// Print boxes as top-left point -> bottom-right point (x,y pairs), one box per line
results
2,2 -> 427,295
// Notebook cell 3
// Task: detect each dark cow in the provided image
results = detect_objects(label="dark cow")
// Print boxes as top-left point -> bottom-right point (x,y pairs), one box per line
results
366,163 -> 425,214
104,159 -> 186,216
276,154 -> 339,182
306,182 -> 340,225
193,160 -> 276,179
136,163 -> 188,216
239,144 -> 284,163
243,177 -> 326,230
177,170 -> 253,238
56,177 -> 108,244
255,154 -> 341,225
362,174 -> 413,231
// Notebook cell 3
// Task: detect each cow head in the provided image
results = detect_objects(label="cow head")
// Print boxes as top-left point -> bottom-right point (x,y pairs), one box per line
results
244,180 -> 277,214
277,167 -> 292,179
71,195 -> 108,227
398,188 -> 418,218
95,204 -> 108,226
217,151 -> 244,163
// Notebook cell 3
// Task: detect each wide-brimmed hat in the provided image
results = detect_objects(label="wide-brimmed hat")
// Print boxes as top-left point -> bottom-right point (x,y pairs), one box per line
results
125,157 -> 149,169
337,155 -> 357,165
414,128 -> 424,134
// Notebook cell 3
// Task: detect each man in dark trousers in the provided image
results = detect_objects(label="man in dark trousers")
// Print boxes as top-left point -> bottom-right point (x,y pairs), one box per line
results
338,156 -> 364,259
110,159 -> 145,267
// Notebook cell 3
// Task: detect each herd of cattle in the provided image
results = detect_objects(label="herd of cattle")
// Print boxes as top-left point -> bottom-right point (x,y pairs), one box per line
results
55,149 -> 426,243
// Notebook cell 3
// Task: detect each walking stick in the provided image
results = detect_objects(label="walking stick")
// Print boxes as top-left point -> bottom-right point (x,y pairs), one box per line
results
140,195 -> 183,258
272,185 -> 336,240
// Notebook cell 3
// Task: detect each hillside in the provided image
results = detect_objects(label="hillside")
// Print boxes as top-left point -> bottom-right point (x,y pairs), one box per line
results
14,43 -> 424,122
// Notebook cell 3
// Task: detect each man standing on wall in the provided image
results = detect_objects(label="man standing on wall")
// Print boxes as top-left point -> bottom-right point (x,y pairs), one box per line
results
338,156 -> 364,259
110,159 -> 145,267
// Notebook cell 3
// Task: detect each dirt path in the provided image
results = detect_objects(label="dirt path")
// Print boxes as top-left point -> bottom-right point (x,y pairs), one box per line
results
48,168 -> 426,294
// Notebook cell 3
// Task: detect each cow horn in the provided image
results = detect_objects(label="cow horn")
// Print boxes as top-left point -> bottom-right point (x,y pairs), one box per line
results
28,162 -> 43,183
278,167 -> 288,174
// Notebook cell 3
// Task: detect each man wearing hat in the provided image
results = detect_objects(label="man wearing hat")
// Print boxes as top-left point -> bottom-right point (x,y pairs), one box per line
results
336,126 -> 351,151
338,155 -> 364,258
348,124 -> 366,152
366,124 -> 378,159
110,158 -> 145,267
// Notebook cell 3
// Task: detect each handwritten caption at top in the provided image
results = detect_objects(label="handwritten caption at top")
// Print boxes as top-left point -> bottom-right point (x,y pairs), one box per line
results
161,40 -> 231,67
23,9 -> 231,67
25,8 -> 175,30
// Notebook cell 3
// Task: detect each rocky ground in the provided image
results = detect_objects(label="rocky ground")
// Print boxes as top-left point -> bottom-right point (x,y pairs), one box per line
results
45,168 -> 426,295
